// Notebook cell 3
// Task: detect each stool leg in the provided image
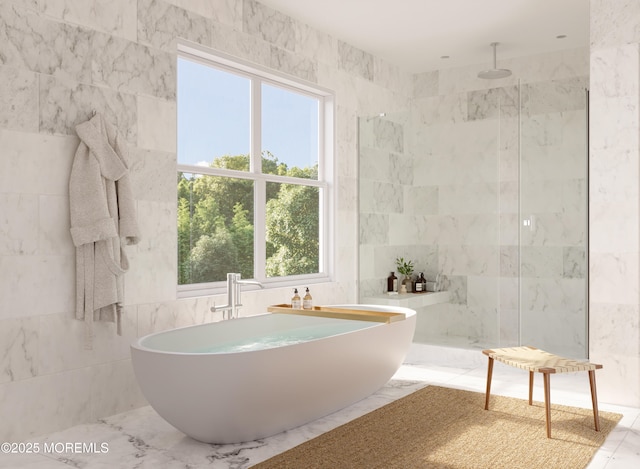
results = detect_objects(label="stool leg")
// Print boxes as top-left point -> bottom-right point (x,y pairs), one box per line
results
543,372 -> 551,438
485,357 -> 494,410
589,370 -> 601,432
529,371 -> 534,405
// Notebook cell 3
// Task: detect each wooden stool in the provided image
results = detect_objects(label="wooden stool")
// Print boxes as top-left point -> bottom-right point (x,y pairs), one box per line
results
482,346 -> 602,438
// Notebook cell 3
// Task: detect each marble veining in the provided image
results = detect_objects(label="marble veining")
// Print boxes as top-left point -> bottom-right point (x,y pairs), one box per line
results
15,343 -> 637,469
521,77 -> 588,116
591,0 -> 640,48
499,245 -> 518,277
0,66 -> 39,133
32,0 -> 137,41
128,148 -> 176,203
413,70 -> 439,98
39,75 -> 138,140
372,182 -> 404,214
243,0 -> 296,52
466,85 -> 518,121
136,296 -> 216,338
415,93 -> 467,125
210,21 -> 272,68
36,309 -> 136,376
372,118 -> 403,153
0,316 -> 38,384
361,54 -> 588,357
338,40 -> 373,82
91,32 -> 176,100
359,213 -> 389,245
0,3 -> 97,83
138,0 -> 212,52
0,193 -> 39,255
293,20 -> 337,66
563,246 -> 587,279
269,45 -> 317,83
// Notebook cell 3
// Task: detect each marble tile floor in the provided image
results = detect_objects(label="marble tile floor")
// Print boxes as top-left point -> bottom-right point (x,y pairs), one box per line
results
1,343 -> 638,468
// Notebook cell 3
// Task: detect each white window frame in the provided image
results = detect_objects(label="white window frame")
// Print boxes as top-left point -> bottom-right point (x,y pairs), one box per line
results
177,41 -> 335,298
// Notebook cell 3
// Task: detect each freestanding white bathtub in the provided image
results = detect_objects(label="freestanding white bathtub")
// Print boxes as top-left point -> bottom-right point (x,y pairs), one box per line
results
130,304 -> 416,444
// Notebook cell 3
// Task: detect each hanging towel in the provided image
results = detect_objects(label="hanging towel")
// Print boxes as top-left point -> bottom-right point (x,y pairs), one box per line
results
69,113 -> 140,348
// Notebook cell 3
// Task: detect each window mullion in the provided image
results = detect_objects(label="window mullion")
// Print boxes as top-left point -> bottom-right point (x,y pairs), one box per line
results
252,79 -> 266,281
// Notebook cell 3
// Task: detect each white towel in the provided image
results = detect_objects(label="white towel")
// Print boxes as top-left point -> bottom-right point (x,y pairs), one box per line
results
69,113 -> 140,348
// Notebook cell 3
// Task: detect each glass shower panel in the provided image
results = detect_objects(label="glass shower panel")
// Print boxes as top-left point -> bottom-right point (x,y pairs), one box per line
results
358,112 -> 416,300
497,84 -> 522,348
519,79 -> 589,358
403,85 -> 504,349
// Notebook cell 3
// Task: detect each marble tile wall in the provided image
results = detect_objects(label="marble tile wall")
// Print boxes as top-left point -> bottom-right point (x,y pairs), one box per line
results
589,0 -> 640,407
360,48 -> 590,353
0,0 -> 411,441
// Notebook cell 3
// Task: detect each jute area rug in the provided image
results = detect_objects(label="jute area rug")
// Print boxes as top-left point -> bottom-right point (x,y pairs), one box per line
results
252,385 -> 621,469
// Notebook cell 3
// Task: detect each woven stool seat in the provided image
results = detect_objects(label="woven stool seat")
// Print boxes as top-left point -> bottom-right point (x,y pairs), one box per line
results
484,346 -> 601,374
482,346 -> 602,438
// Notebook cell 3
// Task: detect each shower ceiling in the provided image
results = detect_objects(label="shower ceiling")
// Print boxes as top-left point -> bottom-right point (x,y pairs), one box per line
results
258,0 -> 589,73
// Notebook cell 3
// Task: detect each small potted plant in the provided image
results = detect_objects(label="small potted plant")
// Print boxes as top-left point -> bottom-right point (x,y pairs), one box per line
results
395,257 -> 414,293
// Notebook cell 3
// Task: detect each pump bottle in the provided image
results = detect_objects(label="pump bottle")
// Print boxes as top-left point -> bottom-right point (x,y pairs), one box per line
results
303,287 -> 313,310
291,288 -> 302,309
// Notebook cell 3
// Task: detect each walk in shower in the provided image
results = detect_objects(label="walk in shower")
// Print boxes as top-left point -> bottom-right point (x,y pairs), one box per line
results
358,71 -> 589,358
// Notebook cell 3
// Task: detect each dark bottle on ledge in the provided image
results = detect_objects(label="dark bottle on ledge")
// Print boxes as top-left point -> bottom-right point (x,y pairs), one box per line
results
387,272 -> 398,292
414,273 -> 424,293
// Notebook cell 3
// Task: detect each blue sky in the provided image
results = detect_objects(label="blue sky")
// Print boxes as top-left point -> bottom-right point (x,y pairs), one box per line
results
177,58 -> 318,170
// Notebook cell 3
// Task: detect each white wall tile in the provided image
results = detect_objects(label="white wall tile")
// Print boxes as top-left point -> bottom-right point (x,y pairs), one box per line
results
39,75 -> 138,141
37,309 -> 137,376
136,95 -> 176,152
0,2 -> 93,82
590,252 -> 640,305
0,368 -> 92,442
0,130 -> 77,196
591,0 -> 640,48
91,359 -> 147,420
138,0 -> 212,52
0,316 -> 38,384
0,194 -> 39,255
38,195 -> 74,256
210,21 -> 271,67
34,0 -> 137,41
0,255 -> 75,320
127,147 -> 176,203
243,0 -> 295,52
0,66 -> 38,132
91,32 -> 177,100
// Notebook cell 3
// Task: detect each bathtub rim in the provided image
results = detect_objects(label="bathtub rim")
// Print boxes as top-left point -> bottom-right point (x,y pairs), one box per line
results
130,304 -> 416,356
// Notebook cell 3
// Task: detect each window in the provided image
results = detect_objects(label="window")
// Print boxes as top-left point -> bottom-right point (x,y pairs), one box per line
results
177,45 -> 334,296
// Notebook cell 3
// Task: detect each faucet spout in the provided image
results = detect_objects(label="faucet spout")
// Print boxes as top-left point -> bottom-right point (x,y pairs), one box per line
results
210,273 -> 263,319
236,279 -> 264,287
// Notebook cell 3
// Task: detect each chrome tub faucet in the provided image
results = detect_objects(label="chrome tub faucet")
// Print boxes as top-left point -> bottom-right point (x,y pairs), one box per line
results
211,273 -> 263,319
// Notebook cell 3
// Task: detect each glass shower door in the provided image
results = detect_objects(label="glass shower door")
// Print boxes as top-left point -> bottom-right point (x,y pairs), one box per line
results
518,78 -> 589,358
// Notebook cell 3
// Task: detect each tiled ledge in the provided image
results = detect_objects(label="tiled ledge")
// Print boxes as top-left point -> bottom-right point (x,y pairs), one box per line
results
361,291 -> 450,309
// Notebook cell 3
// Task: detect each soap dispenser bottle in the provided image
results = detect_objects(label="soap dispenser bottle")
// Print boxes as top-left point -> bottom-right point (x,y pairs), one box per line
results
303,287 -> 313,310
291,288 -> 302,309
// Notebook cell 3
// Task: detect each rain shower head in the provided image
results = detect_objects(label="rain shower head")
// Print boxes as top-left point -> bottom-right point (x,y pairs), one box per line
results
478,42 -> 512,79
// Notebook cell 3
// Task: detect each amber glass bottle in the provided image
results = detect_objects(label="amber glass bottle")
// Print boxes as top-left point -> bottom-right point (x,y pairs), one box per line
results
387,272 -> 398,292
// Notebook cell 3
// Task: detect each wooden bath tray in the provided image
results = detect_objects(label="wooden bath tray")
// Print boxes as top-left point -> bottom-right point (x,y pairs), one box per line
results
267,304 -> 405,323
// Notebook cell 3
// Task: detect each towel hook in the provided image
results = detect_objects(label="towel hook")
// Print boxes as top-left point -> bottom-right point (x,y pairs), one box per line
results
91,109 -> 97,117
